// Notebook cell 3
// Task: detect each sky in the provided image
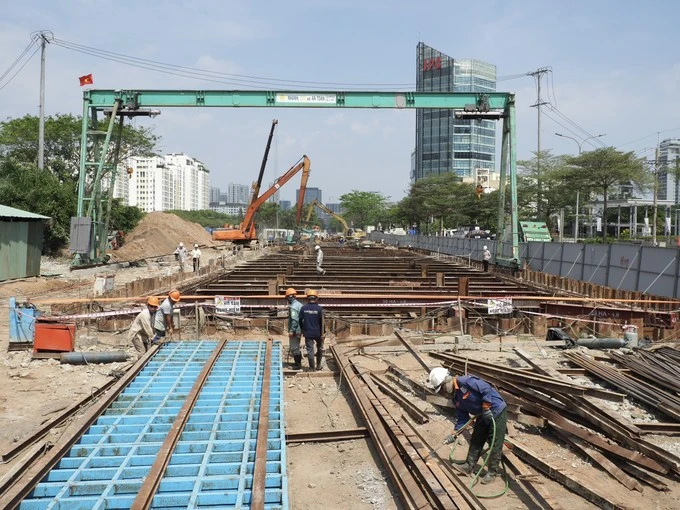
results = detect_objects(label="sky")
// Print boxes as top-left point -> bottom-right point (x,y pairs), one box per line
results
2,0 -> 680,204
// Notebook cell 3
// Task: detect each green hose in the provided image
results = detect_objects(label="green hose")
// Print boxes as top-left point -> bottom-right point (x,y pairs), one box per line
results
448,414 -> 509,498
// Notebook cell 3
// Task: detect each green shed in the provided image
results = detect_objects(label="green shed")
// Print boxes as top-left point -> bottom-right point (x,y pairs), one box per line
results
0,205 -> 49,281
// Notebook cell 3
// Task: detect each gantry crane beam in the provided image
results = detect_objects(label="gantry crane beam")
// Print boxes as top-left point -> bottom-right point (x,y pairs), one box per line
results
75,89 -> 518,267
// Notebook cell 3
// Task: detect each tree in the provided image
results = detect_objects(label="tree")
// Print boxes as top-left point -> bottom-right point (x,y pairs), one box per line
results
0,114 -> 160,253
561,147 -> 648,241
339,191 -> 388,229
109,200 -> 145,233
0,159 -> 77,254
517,150 -> 574,229
0,114 -> 159,183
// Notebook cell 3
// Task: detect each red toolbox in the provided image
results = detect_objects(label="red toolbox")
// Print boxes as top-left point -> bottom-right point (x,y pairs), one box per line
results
34,323 -> 76,353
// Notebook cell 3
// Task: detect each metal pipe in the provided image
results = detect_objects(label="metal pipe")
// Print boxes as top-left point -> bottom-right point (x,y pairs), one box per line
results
60,351 -> 128,364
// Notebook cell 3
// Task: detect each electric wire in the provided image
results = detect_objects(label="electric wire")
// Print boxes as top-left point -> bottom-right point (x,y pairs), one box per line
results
545,104 -> 607,148
0,42 -> 40,92
51,37 -> 416,90
0,39 -> 37,84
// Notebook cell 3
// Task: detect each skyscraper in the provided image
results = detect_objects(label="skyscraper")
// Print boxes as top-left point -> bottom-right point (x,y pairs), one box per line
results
658,139 -> 680,203
413,43 -> 496,182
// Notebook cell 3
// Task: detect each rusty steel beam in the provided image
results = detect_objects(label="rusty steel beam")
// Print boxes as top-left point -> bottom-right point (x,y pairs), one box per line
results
369,372 -> 430,424
393,330 -> 434,373
132,339 -> 228,510
250,339 -> 273,510
503,450 -> 565,510
552,428 -> 643,492
285,428 -> 369,444
354,365 -> 481,510
632,423 -> 680,436
329,344 -> 433,510
507,440 -> 627,510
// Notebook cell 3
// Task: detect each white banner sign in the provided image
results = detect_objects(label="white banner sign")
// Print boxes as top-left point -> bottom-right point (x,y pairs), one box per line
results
215,296 -> 241,314
596,217 -> 602,232
487,298 -> 513,315
276,94 -> 336,104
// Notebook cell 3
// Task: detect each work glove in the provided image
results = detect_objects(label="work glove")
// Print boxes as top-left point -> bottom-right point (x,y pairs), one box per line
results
481,408 -> 493,424
443,433 -> 457,445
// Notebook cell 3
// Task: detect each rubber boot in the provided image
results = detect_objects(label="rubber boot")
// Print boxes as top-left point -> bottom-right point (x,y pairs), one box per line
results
307,355 -> 315,372
316,352 -> 323,371
454,445 -> 482,477
292,355 -> 302,370
480,470 -> 497,484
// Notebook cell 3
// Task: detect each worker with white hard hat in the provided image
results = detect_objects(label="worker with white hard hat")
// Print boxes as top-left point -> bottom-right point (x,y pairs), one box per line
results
482,245 -> 491,272
429,367 -> 507,485
191,243 -> 202,272
314,245 -> 326,276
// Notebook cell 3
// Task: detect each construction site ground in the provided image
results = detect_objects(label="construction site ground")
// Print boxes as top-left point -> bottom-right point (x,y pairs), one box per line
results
1,214 -> 679,509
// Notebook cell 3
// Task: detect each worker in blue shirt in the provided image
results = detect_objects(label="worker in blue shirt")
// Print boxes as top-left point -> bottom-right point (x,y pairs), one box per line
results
429,367 -> 507,484
299,289 -> 325,371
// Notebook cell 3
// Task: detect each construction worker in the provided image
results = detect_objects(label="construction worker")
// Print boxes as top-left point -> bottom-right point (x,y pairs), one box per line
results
152,289 -> 181,344
315,245 -> 326,275
286,288 -> 303,370
482,246 -> 491,272
129,296 -> 159,357
300,289 -> 325,371
191,244 -> 202,272
174,242 -> 188,272
429,367 -> 507,485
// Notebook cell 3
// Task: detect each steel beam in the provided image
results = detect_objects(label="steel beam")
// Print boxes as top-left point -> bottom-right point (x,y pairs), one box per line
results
84,89 -> 513,110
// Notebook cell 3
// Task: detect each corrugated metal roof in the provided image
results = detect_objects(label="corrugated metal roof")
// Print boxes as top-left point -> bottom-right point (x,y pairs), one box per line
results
0,204 -> 50,220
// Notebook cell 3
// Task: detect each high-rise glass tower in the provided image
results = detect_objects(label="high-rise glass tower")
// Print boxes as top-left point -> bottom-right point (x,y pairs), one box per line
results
413,43 -> 496,182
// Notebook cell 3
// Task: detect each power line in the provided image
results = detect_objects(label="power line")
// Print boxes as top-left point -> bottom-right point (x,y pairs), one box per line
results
51,38 -> 417,90
545,104 -> 607,148
0,39 -> 37,85
0,44 -> 40,93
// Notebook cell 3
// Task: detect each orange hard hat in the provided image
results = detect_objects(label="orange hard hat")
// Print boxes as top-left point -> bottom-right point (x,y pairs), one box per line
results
285,287 -> 297,297
147,296 -> 160,307
169,289 -> 181,302
307,289 -> 319,299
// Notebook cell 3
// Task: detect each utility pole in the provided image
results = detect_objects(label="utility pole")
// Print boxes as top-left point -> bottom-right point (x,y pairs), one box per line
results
652,139 -> 660,246
38,33 -> 49,170
528,67 -> 550,219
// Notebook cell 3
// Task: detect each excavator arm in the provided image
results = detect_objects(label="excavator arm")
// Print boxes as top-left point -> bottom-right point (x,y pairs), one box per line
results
241,155 -> 310,232
294,156 -> 312,224
308,199 -> 350,233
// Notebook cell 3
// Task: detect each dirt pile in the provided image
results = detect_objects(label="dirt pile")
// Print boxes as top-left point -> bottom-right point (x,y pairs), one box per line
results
112,212 -> 221,261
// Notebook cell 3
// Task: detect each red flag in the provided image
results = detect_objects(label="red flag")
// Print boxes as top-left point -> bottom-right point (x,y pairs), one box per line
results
79,74 -> 93,86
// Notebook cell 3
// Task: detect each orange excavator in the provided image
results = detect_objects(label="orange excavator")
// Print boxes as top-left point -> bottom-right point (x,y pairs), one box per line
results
212,155 -> 311,244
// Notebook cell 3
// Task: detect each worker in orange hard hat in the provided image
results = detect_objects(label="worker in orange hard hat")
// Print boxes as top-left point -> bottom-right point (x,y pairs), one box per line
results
286,287 -> 303,370
152,289 -> 181,344
300,289 -> 325,371
129,296 -> 160,358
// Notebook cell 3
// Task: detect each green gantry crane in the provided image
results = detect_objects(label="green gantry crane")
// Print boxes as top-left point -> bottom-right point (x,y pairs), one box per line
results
72,89 -> 519,267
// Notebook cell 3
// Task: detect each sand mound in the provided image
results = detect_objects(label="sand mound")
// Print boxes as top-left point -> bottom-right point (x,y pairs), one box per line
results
111,212 -> 221,261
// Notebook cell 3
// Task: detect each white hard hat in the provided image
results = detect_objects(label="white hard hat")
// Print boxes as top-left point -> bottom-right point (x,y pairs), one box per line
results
194,244 -> 198,248
429,367 -> 449,392
179,242 -> 184,247
483,245 -> 487,250
315,245 -> 320,250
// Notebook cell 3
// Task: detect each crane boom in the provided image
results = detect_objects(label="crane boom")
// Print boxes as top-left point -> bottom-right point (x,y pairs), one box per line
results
295,156 -> 312,224
250,119 -> 278,205
212,155 -> 311,244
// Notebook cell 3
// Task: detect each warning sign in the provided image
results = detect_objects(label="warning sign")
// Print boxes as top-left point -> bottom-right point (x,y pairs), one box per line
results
487,298 -> 512,315
215,296 -> 241,314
